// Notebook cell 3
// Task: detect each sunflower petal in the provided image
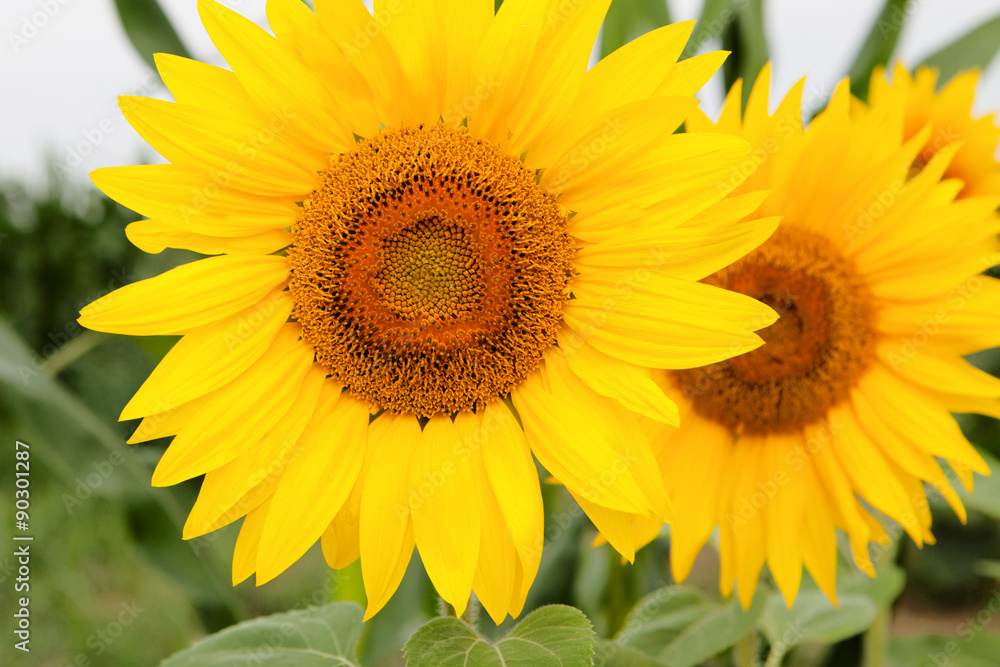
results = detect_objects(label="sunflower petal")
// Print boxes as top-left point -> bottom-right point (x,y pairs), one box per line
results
121,289 -> 293,420
256,390 -> 370,584
151,324 -> 314,486
410,414 -> 481,616
360,414 -> 420,619
79,255 -> 290,336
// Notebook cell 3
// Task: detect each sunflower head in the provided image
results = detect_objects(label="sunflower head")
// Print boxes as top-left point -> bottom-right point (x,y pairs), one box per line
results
870,63 -> 1000,198
653,64 -> 1000,610
78,0 -> 780,623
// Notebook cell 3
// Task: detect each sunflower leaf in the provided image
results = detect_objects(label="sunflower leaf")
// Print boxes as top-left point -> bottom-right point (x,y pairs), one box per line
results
612,585 -> 765,667
159,602 -> 364,666
888,632 -> 1000,667
920,13 -> 1000,86
760,590 -> 878,649
593,639 -> 664,666
720,0 -> 769,109
847,0 -> 912,102
113,0 -> 191,71
600,0 -> 671,58
404,605 -> 595,666
683,0 -> 739,59
0,316 -> 245,618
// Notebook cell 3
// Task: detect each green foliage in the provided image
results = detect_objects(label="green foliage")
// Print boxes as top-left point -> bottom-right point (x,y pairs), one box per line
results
721,0 -> 769,109
404,605 -> 595,666
888,632 -> 1000,667
761,590 -> 878,649
600,0 -> 671,58
611,585 -> 765,667
920,14 -> 1000,87
0,182 -> 142,355
956,449 -> 1000,522
847,0 -> 912,102
683,0 -> 740,59
841,564 -> 907,607
112,0 -> 191,71
160,602 -> 364,666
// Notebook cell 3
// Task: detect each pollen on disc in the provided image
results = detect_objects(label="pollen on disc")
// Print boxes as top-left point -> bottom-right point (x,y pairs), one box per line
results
672,227 -> 877,435
288,125 -> 573,417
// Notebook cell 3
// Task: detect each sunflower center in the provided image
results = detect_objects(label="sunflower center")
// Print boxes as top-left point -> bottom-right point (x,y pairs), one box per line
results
289,125 -> 573,417
672,227 -> 877,435
373,213 -> 485,322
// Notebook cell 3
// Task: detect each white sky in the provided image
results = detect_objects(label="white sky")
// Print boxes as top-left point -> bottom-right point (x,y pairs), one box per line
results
2,0 -> 999,187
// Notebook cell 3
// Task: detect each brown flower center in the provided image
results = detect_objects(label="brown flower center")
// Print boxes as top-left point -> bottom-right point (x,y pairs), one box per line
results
289,125 -> 573,416
672,227 -> 877,435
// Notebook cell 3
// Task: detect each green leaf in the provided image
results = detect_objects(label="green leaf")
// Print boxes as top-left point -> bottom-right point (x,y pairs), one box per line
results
658,590 -> 765,667
600,0 -> 671,58
683,0 -> 739,59
615,587 -> 714,655
593,640 -> 663,667
840,563 -> 906,607
847,0 -> 912,102
974,559 -> 1000,582
760,590 -> 878,650
614,585 -> 765,667
951,449 -> 1000,521
920,14 -> 1000,86
160,602 -> 363,666
404,605 -> 595,667
720,0 -> 769,108
0,317 -> 244,616
113,0 -> 191,71
888,632 -> 1000,667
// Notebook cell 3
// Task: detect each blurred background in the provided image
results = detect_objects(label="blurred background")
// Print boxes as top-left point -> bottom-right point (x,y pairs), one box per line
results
2,1 -> 1000,665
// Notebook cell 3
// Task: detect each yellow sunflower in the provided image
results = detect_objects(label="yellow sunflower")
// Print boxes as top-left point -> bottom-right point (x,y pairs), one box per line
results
78,0 -> 779,622
870,63 -> 1000,198
614,65 -> 1000,609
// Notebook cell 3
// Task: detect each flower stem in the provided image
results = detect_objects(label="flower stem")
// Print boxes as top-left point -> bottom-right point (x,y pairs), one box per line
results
862,605 -> 890,667
735,631 -> 760,667
862,533 -> 900,667
763,642 -> 787,667
44,331 -> 108,376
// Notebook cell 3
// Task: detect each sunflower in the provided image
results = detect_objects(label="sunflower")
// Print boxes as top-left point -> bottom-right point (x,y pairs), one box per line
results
613,65 -> 1000,609
869,63 -> 1000,198
78,0 -> 779,622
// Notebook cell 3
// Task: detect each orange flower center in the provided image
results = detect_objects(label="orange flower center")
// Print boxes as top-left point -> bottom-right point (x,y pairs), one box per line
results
672,227 -> 877,435
289,125 -> 573,416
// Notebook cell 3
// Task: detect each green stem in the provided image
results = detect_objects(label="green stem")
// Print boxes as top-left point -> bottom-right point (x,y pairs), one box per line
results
606,551 -> 637,637
461,597 -> 480,627
735,631 -> 760,667
763,642 -> 787,667
861,534 -> 901,667
44,330 -> 108,376
862,606 -> 890,667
